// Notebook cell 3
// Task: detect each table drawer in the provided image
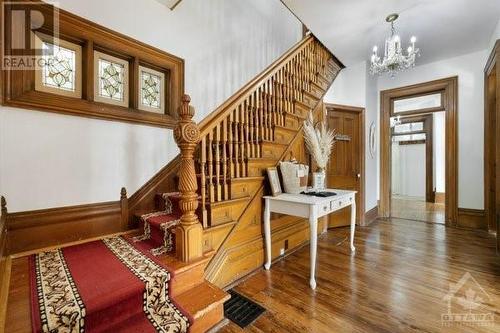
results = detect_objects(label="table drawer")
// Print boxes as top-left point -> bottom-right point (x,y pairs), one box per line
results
331,196 -> 353,211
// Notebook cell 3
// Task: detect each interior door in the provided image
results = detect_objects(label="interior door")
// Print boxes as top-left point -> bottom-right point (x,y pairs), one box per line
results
326,108 -> 362,227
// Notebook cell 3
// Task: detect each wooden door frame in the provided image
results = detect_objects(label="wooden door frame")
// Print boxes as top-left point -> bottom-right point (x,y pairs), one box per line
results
325,103 -> 366,226
391,114 -> 434,202
484,40 -> 500,238
380,76 -> 458,226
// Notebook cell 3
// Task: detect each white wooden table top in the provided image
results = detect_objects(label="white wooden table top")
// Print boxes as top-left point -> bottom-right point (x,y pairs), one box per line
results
263,189 -> 356,205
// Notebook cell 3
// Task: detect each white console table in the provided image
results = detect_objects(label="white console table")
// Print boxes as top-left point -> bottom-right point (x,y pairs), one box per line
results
263,189 -> 357,290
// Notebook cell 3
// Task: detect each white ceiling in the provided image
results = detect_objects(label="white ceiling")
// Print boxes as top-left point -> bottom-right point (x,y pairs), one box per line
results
283,0 -> 500,66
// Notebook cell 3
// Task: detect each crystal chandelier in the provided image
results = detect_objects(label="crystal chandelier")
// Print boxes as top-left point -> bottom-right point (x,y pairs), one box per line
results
370,13 -> 419,76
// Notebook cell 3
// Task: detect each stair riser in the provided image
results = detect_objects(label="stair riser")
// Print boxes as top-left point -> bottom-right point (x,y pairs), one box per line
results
294,102 -> 310,118
247,160 -> 276,177
170,263 -> 206,297
316,75 -> 330,90
309,84 -> 324,99
274,128 -> 296,145
230,178 -> 263,200
302,93 -> 319,109
284,114 -> 301,129
261,142 -> 286,159
208,199 -> 249,226
189,302 -> 225,333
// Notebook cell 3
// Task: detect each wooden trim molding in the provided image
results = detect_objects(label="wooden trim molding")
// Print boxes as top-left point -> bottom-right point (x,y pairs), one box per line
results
380,76 -> 458,226
2,189 -> 128,255
324,103 -> 366,226
364,205 -> 378,225
484,39 -> 500,247
1,0 -> 184,128
457,208 -> 486,230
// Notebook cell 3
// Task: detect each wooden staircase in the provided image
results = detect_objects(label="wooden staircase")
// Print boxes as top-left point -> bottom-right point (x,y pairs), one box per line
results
126,33 -> 341,329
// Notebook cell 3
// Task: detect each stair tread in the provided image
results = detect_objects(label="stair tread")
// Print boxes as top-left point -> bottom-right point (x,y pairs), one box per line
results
230,176 -> 265,183
274,124 -> 299,133
177,281 -> 230,320
207,196 -> 251,208
158,250 -> 215,274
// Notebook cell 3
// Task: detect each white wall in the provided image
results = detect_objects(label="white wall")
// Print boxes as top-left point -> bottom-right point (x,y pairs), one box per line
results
433,112 -> 446,193
324,61 -> 367,107
378,50 -> 488,209
324,61 -> 379,212
328,48 -> 487,212
0,0 -> 301,212
488,18 -> 500,55
392,143 -> 426,198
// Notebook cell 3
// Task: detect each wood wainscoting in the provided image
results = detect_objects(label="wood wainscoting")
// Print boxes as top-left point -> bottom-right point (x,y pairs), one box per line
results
364,205 -> 379,225
2,189 -> 128,255
457,208 -> 487,230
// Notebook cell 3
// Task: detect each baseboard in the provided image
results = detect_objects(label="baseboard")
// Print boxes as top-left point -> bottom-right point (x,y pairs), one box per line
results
457,208 -> 486,230
364,205 -> 378,225
5,198 -> 125,254
435,192 -> 445,204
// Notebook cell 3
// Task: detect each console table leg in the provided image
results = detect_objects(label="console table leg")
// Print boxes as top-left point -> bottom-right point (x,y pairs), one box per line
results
350,200 -> 356,252
309,214 -> 318,289
264,198 -> 272,270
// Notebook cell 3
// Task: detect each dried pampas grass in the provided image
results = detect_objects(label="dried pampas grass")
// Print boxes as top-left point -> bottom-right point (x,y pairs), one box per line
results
303,111 -> 336,170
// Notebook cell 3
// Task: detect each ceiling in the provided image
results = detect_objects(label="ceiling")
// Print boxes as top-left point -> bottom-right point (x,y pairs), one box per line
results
283,0 -> 500,66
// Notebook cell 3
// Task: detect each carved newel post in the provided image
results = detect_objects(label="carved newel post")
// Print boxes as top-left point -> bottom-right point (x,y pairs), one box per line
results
174,94 -> 203,262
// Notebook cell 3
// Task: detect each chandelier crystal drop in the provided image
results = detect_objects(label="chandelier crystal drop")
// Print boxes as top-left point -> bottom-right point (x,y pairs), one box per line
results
370,13 -> 419,77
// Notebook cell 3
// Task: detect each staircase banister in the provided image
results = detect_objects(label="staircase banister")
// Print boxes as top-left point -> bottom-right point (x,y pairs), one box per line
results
197,35 -> 315,137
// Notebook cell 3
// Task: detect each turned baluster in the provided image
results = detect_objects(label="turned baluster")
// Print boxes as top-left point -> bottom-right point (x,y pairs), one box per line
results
249,93 -> 255,158
215,123 -> 221,201
207,130 -> 215,203
174,94 -> 203,262
244,98 -> 251,162
222,118 -> 228,200
233,108 -> 240,178
255,88 -> 262,158
264,82 -> 270,140
200,136 -> 208,227
239,104 -> 246,177
228,111 -> 234,178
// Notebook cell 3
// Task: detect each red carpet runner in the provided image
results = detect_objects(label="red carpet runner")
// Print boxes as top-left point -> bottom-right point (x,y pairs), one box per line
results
30,236 -> 191,332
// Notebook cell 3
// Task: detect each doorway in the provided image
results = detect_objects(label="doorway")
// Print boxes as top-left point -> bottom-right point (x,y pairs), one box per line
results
325,104 -> 365,226
390,113 -> 446,224
380,77 -> 458,226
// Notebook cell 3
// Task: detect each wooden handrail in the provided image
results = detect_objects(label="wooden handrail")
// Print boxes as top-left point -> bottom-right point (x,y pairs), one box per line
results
195,34 -> 340,227
198,35 -> 318,136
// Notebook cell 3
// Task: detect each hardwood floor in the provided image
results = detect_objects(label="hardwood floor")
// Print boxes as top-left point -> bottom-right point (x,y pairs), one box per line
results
221,218 -> 499,332
3,218 -> 499,332
391,196 -> 445,224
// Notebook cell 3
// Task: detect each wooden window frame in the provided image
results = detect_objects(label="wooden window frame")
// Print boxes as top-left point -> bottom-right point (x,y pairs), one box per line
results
391,91 -> 445,116
1,1 -> 184,128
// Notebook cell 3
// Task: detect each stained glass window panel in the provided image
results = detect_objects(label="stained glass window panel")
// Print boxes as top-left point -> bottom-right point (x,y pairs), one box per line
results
141,71 -> 162,109
98,59 -> 125,101
41,41 -> 76,92
138,66 -> 165,113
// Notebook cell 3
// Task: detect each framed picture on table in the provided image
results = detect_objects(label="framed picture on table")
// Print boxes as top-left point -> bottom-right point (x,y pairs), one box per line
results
266,167 -> 282,196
